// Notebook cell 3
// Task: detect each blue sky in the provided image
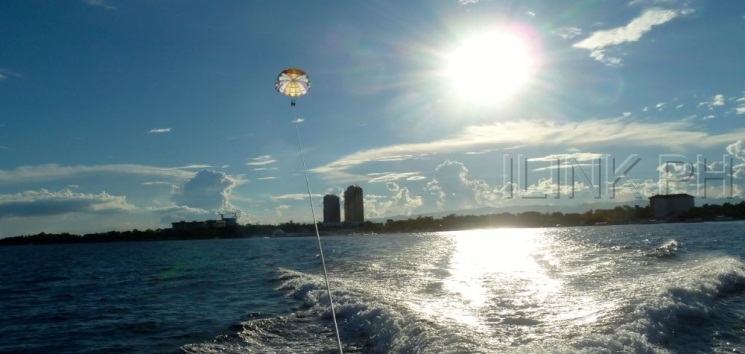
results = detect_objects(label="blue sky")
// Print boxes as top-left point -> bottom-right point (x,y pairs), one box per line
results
1,0 -> 744,236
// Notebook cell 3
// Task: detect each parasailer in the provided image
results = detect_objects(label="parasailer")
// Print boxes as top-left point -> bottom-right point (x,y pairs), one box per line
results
275,67 -> 343,353
275,68 -> 310,106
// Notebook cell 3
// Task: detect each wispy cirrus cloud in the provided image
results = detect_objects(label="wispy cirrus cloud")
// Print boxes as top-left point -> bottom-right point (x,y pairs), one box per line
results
0,189 -> 135,218
528,152 -> 606,163
82,0 -> 116,10
0,69 -> 21,81
313,117 -> 745,181
554,27 -> 583,40
573,7 -> 691,66
246,155 -> 277,166
0,164 -> 194,185
367,172 -> 424,183
272,193 -> 322,201
736,95 -> 745,115
148,128 -> 171,134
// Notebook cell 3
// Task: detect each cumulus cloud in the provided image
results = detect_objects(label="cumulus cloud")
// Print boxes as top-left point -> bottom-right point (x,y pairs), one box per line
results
172,170 -> 237,212
0,189 -> 135,218
727,140 -> 745,161
711,94 -> 726,106
275,204 -> 290,217
573,8 -> 689,66
363,183 -> 424,218
426,160 -> 490,209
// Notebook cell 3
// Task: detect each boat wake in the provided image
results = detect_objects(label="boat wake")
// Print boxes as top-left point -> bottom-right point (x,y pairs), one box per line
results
646,240 -> 680,258
181,267 -> 482,353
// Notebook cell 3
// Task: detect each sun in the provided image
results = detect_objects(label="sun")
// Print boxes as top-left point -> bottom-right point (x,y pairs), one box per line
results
445,30 -> 535,105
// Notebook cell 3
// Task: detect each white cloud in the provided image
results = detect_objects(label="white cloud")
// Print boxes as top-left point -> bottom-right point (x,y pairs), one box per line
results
172,170 -> 238,213
0,164 -> 193,185
529,152 -> 606,163
554,27 -> 583,39
426,160 -> 471,208
148,128 -> 171,134
313,118 -> 745,181
170,164 -> 215,170
727,140 -> 745,161
364,182 -> 423,217
82,0 -> 116,10
0,189 -> 135,218
148,205 -> 211,224
275,204 -> 290,217
711,94 -> 726,106
0,69 -> 20,81
272,193 -> 321,201
573,8 -> 688,66
247,155 -> 277,166
367,172 -> 423,183
629,0 -> 678,5
425,160 -> 506,210
465,148 -> 498,155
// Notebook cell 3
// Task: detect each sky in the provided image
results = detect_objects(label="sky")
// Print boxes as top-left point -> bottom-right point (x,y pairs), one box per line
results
1,0 -> 745,237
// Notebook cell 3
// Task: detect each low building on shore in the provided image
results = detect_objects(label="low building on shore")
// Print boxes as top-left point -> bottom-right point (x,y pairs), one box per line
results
649,193 -> 694,220
171,213 -> 239,231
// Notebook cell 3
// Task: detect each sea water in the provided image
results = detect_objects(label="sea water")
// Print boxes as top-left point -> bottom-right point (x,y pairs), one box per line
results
1,222 -> 745,353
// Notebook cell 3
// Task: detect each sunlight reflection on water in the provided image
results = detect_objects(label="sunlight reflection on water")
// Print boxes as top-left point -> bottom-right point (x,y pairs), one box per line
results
406,229 -> 566,338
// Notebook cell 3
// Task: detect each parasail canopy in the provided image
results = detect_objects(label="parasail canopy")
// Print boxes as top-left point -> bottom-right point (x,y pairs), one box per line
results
276,68 -> 310,106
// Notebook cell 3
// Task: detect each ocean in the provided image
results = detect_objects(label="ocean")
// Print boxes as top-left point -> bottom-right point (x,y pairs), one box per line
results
1,222 -> 745,353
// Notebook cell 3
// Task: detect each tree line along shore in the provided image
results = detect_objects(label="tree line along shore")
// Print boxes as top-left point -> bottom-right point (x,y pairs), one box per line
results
2,201 -> 745,246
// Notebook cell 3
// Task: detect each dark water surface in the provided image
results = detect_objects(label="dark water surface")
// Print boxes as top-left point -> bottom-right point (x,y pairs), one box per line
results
2,222 -> 745,353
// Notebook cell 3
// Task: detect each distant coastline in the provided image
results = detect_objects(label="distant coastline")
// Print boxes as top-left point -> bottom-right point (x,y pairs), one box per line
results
2,201 -> 744,246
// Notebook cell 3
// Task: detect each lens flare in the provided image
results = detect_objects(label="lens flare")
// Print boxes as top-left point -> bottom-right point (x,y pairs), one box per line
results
445,30 -> 535,105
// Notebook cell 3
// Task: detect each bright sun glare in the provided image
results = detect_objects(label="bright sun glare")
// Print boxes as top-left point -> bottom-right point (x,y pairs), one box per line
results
446,30 -> 534,105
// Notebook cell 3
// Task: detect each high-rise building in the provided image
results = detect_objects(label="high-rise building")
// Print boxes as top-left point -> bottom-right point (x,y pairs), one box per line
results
323,194 -> 341,224
344,185 -> 364,225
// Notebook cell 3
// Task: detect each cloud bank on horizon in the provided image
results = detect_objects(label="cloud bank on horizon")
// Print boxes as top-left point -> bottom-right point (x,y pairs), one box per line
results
1,0 -> 744,236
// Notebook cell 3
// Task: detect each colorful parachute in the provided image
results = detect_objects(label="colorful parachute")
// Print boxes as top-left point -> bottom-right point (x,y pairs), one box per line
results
275,68 -> 310,106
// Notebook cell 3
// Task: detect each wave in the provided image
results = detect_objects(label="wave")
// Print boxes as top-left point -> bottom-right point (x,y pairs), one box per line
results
516,255 -> 745,353
646,239 -> 680,258
182,253 -> 745,353
183,267 -> 484,353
